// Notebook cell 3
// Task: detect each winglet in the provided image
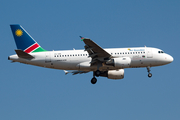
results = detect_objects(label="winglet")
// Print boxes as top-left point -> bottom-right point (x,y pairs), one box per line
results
80,36 -> 85,41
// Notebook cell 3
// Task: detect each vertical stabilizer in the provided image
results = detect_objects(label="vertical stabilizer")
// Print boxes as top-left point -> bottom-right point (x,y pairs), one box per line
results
10,24 -> 47,53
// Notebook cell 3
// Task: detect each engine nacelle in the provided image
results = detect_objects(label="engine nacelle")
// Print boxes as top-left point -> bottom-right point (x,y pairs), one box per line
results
106,57 -> 131,68
76,62 -> 96,70
108,69 -> 124,79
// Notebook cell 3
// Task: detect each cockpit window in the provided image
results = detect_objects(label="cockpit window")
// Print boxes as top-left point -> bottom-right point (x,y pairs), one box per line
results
158,51 -> 164,53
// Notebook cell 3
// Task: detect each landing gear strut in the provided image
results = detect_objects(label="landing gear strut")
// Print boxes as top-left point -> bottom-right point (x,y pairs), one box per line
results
147,66 -> 152,78
91,62 -> 102,84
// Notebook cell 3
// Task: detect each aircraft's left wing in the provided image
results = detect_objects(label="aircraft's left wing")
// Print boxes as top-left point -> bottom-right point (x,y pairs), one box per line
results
64,70 -> 89,75
80,36 -> 112,64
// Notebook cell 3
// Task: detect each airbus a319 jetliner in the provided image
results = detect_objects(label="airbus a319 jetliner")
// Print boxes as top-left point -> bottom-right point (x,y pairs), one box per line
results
8,25 -> 173,84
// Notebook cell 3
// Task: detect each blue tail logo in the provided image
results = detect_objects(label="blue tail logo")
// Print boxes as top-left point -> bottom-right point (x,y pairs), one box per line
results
10,24 -> 47,53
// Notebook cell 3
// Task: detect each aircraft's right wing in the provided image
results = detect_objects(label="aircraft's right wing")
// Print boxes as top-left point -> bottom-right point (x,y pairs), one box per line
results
80,36 -> 112,65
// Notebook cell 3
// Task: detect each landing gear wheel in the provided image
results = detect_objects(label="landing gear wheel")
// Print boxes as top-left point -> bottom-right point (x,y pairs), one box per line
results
95,70 -> 101,77
91,77 -> 97,84
147,66 -> 152,78
148,73 -> 152,78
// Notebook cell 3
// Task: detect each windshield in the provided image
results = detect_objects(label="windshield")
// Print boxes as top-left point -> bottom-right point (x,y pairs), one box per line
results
158,51 -> 164,53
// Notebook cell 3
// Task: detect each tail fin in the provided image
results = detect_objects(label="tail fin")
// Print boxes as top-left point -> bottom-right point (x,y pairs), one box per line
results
10,24 -> 47,53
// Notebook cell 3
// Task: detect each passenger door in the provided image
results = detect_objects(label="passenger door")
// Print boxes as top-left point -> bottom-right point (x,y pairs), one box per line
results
147,49 -> 153,58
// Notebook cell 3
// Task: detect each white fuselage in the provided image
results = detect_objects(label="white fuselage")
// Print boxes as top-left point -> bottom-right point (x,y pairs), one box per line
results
9,47 -> 173,71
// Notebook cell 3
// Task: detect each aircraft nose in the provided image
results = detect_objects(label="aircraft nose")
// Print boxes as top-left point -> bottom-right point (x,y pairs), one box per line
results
169,55 -> 174,62
166,54 -> 173,63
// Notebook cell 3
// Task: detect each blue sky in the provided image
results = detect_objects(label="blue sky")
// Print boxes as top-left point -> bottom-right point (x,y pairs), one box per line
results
1,0 -> 180,120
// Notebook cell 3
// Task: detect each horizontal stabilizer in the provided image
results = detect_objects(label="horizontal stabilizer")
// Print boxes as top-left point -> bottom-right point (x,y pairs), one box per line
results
15,49 -> 34,59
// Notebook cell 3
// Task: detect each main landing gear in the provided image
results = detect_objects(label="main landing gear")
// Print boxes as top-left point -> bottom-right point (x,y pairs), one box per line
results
91,70 -> 101,84
147,66 -> 152,78
91,77 -> 97,84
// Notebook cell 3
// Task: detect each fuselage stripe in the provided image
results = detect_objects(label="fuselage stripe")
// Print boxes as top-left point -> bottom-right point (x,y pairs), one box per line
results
24,43 -> 40,53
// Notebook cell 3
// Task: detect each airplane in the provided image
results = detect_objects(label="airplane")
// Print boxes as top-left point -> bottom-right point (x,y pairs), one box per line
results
8,24 -> 173,84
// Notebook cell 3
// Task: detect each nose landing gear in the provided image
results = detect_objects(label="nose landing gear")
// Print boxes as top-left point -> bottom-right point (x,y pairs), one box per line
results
148,73 -> 152,78
147,66 -> 152,78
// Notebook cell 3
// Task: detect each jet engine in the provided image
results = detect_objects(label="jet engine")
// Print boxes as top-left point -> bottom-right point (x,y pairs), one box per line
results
108,69 -> 124,79
106,57 -> 131,68
76,61 -> 96,70
100,69 -> 124,79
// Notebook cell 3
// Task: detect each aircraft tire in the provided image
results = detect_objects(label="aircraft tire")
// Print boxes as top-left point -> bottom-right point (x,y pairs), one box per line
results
148,73 -> 152,78
91,77 -> 97,84
95,70 -> 101,77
